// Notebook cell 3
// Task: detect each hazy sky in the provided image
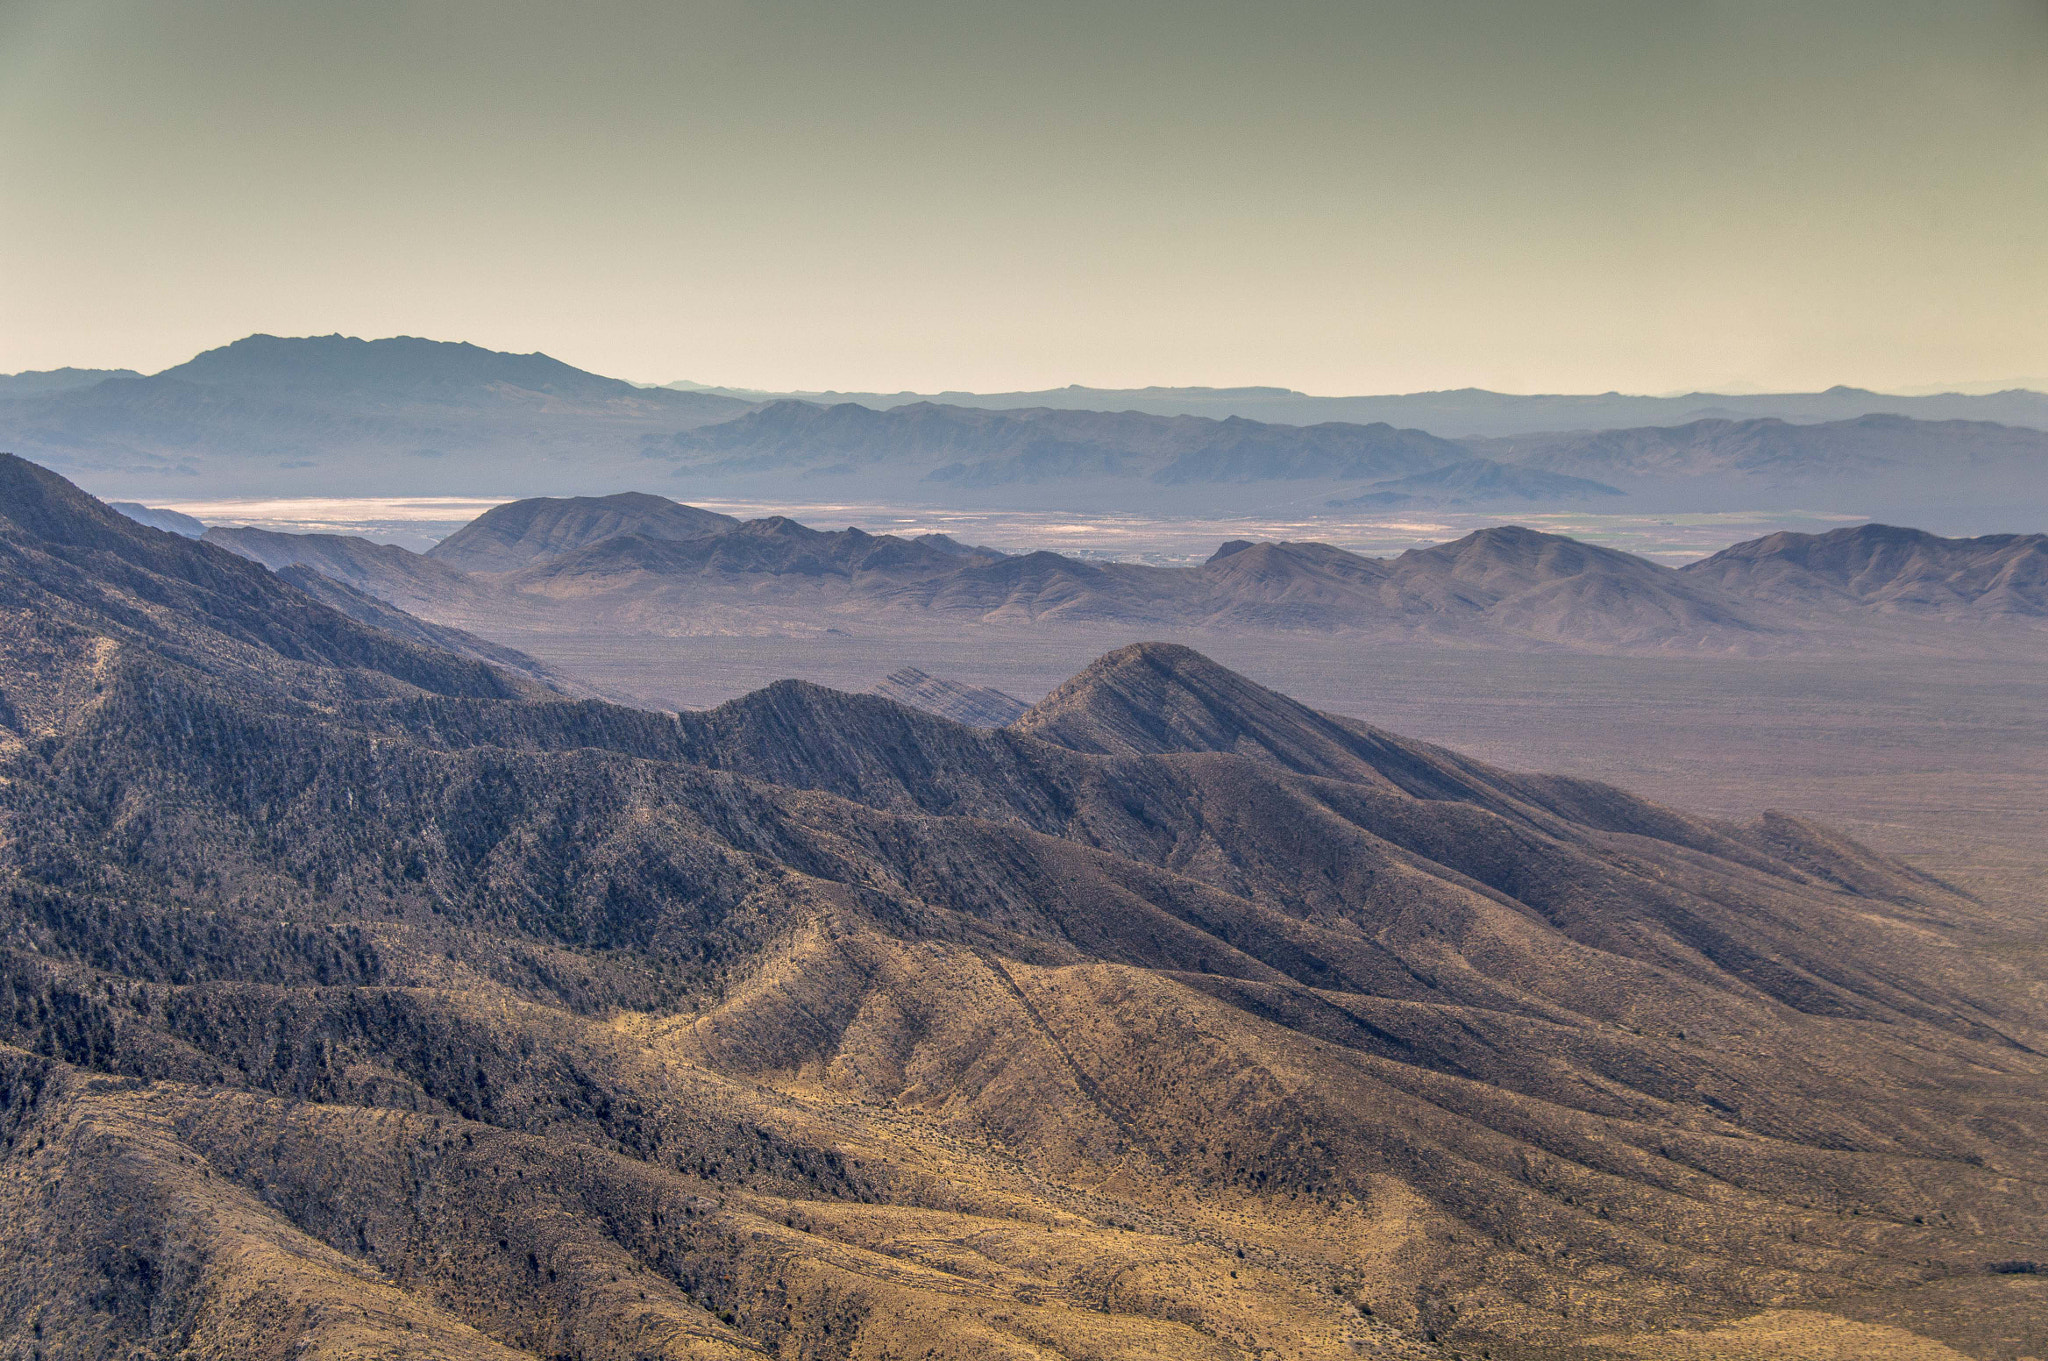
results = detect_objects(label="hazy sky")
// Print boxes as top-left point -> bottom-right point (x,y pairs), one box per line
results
2,1 -> 2043,394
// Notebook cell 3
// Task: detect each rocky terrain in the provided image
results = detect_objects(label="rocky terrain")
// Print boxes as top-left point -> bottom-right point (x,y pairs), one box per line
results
1683,524 -> 2048,618
869,667 -> 1029,727
2,454 -> 2045,1359
428,494 -> 742,573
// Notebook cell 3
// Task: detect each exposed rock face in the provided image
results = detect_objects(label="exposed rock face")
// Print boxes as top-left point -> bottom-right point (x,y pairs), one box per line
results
870,667 -> 1028,727
2,455 -> 2043,1358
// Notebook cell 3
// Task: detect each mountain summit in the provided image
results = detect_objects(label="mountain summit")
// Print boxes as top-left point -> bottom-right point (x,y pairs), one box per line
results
159,333 -> 656,401
426,491 -> 741,572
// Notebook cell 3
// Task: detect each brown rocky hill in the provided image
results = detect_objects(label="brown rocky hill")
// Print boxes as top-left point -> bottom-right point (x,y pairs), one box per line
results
1683,523 -> 2048,617
2,455 -> 2044,1359
427,492 -> 743,573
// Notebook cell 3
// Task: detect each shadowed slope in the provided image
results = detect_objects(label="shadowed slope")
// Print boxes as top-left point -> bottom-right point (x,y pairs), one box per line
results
871,667 -> 1028,727
206,523 -> 476,614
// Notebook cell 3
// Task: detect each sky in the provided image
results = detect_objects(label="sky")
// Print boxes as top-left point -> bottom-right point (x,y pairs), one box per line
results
2,0 -> 2044,395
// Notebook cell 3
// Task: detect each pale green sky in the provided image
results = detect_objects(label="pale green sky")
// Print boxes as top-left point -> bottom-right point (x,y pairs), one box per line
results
2,0 -> 2043,393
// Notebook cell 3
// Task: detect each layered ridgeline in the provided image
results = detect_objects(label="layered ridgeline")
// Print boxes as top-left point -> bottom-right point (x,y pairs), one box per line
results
198,493 -> 2048,666
3,454 -> 2046,1360
656,377 -> 2048,436
645,402 -> 2048,521
10,335 -> 2048,522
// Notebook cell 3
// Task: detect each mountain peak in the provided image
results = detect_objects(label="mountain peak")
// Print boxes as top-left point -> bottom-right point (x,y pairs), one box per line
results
427,492 -> 739,572
1207,539 -> 1256,563
1012,642 -> 1349,764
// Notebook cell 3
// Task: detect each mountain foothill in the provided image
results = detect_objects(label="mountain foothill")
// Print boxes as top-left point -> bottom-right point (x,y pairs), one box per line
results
2,453 -> 2046,1359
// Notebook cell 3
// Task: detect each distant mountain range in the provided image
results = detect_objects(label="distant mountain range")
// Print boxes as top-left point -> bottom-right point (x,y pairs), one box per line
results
0,366 -> 142,399
651,399 -> 1468,486
660,377 -> 2048,437
649,402 -> 2048,519
7,336 -> 2048,530
185,489 -> 2048,659
0,334 -> 745,495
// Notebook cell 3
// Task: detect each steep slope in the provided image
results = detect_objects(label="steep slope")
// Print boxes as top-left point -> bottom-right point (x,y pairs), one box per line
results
206,524 -> 476,614
1685,524 -> 2048,618
268,566 -> 585,694
427,492 -> 742,572
110,500 -> 207,536
0,453 -> 536,718
0,460 -> 2043,1360
870,667 -> 1029,727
